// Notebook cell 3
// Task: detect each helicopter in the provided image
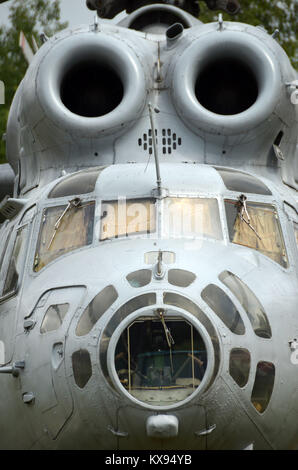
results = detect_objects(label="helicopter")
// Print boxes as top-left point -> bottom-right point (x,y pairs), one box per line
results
0,0 -> 297,450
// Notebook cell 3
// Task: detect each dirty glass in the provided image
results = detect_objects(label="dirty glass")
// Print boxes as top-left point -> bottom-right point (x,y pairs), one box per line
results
48,167 -> 104,198
219,271 -> 271,339
251,361 -> 275,413
115,318 -> 207,406
126,270 -> 152,288
40,303 -> 69,334
229,348 -> 251,387
72,349 -> 92,389
201,284 -> 245,335
34,201 -> 95,272
76,285 -> 118,336
163,198 -> 222,240
100,199 -> 156,240
225,200 -> 288,267
163,292 -> 220,389
0,226 -> 13,278
100,293 -> 157,387
168,269 -> 196,287
3,225 -> 29,297
216,168 -> 272,195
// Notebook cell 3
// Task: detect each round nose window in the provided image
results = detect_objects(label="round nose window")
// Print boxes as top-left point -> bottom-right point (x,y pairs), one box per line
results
114,316 -> 208,406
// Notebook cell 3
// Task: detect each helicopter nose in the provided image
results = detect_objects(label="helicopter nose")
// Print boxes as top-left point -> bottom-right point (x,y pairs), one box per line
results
69,283 -> 219,412
87,286 -> 220,412
64,260 -> 278,450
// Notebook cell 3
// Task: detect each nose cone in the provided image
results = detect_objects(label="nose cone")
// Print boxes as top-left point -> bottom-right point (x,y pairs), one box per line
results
63,247 -> 279,450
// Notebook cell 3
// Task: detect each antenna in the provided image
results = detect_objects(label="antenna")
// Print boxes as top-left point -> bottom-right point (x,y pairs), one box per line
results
148,102 -> 162,197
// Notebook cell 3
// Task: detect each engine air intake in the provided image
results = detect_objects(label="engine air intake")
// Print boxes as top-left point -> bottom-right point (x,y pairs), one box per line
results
34,32 -> 147,138
195,58 -> 258,115
171,28 -> 283,136
61,61 -> 124,118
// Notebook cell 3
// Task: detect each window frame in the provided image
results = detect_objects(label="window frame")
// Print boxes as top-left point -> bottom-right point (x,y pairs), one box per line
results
224,198 -> 289,268
0,224 -> 14,300
0,206 -> 35,302
98,194 -> 225,244
32,196 -> 96,274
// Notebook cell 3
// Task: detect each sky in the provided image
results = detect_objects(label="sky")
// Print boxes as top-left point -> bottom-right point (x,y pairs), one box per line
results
0,0 -> 94,28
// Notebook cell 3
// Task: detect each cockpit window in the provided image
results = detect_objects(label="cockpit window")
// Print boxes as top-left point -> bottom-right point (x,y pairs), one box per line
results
40,303 -> 69,334
115,317 -> 207,406
251,361 -> 275,414
0,226 -> 13,279
163,198 -> 222,240
219,271 -> 272,339
3,225 -> 29,297
229,348 -> 251,388
100,199 -> 156,241
48,167 -> 105,199
201,284 -> 245,335
34,200 -> 95,272
168,269 -> 196,287
216,168 -> 272,195
225,200 -> 288,267
76,285 -> 118,336
126,270 -> 152,288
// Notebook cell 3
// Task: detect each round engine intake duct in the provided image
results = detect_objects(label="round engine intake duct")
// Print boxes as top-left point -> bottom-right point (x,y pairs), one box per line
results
171,28 -> 283,136
195,57 -> 258,116
60,61 -> 124,118
35,32 -> 147,137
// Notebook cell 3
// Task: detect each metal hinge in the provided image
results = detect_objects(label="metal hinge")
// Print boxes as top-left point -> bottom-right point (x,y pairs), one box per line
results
0,361 -> 25,377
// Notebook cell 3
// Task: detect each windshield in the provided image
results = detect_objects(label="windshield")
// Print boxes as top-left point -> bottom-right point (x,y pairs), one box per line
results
100,199 -> 156,240
163,198 -> 222,240
100,197 -> 222,242
34,200 -> 95,272
225,199 -> 288,267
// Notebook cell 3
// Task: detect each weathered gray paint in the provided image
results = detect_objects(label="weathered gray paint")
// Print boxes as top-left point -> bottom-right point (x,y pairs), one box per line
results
0,3 -> 297,450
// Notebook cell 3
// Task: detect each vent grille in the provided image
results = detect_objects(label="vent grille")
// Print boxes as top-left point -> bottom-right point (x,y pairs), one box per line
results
138,129 -> 182,155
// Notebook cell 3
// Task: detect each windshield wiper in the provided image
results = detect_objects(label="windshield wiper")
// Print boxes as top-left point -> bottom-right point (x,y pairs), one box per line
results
48,197 -> 81,249
236,194 -> 262,241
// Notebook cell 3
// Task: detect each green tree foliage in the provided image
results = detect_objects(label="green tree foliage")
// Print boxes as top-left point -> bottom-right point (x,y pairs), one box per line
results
0,0 -> 67,163
199,0 -> 297,68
